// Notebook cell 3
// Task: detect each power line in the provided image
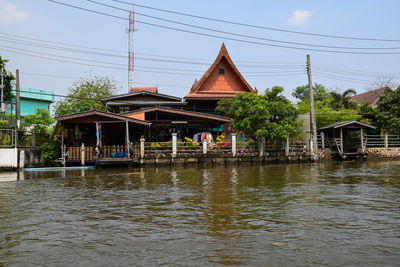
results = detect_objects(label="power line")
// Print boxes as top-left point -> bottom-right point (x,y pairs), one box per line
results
0,30 -> 303,65
314,64 -> 400,78
89,0 -> 400,51
112,0 -> 400,42
313,72 -> 373,85
47,0 -> 400,54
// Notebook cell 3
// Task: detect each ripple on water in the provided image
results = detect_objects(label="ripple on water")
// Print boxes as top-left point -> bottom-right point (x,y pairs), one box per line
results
0,162 -> 399,266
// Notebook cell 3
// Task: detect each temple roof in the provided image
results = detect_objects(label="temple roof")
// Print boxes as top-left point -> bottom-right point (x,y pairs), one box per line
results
185,43 -> 256,100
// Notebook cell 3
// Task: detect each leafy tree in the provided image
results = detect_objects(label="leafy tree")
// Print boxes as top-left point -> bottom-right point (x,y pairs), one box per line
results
24,108 -> 59,165
54,76 -> 117,117
216,87 -> 298,142
297,99 -> 366,128
0,56 -> 15,102
292,83 -> 328,101
376,86 -> 400,134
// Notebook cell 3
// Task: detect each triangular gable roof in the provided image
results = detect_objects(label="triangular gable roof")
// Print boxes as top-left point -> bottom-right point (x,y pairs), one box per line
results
318,120 -> 376,131
55,109 -> 150,126
123,106 -> 232,123
101,90 -> 182,102
350,87 -> 392,107
129,87 -> 158,93
185,43 -> 256,100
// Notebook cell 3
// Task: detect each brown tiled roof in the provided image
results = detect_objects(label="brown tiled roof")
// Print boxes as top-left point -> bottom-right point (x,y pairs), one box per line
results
185,43 -> 256,100
129,87 -> 158,93
123,106 -> 232,123
350,87 -> 392,107
55,110 -> 150,126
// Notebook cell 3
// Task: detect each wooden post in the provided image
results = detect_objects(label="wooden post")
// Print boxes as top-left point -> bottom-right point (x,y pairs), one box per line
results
384,132 -> 388,149
16,69 -> 21,128
96,122 -> 99,146
231,133 -> 236,156
340,128 -> 344,156
360,128 -> 365,154
306,55 -> 318,159
126,121 -> 130,158
172,133 -> 177,157
61,126 -> 65,167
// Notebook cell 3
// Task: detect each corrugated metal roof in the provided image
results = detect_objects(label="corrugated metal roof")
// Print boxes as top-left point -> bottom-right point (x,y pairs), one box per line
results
55,110 -> 150,126
13,87 -> 54,103
124,106 -> 232,123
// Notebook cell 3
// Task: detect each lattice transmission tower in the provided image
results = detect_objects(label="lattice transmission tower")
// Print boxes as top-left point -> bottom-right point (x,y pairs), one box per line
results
128,2 -> 135,91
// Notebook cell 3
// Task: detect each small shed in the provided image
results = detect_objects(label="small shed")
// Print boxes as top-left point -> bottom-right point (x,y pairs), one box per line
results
318,120 -> 376,159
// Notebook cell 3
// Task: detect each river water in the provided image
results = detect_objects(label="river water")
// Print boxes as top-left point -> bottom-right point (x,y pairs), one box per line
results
0,161 -> 399,266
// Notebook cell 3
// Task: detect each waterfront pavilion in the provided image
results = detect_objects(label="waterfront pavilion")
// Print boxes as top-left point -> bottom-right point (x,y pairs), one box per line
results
318,120 -> 376,159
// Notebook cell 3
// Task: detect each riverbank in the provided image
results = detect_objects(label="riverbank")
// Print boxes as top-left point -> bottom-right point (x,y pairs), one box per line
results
3,148 -> 400,171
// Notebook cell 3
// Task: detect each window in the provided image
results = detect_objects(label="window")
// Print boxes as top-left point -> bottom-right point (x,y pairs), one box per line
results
218,68 -> 225,75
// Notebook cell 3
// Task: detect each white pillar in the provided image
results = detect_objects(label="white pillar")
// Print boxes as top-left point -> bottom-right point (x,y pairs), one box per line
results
258,137 -> 265,157
384,132 -> 389,149
202,139 -> 207,154
231,133 -> 237,156
172,133 -> 177,157
360,128 -> 365,153
340,128 -> 344,156
140,136 -> 145,158
321,131 -> 325,150
19,149 -> 24,168
81,143 -> 85,166
285,137 -> 290,156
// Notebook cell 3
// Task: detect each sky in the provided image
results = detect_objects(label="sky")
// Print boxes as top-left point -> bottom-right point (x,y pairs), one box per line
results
0,0 -> 399,106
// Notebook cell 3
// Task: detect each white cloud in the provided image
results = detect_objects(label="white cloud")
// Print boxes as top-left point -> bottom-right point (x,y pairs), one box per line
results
288,10 -> 312,26
0,0 -> 29,25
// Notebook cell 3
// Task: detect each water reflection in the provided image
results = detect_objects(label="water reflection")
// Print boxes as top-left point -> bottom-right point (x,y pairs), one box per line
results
0,161 -> 399,266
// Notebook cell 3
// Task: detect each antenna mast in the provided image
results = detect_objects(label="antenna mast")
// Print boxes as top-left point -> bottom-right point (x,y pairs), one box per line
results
128,1 -> 135,91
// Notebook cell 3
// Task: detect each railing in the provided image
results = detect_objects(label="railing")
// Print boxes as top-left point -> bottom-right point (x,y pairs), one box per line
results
67,147 -> 95,161
66,144 -> 140,161
366,135 -> 400,148
236,141 -> 256,154
144,142 -> 172,156
289,142 -> 307,153
177,142 -> 202,155
0,128 -> 15,148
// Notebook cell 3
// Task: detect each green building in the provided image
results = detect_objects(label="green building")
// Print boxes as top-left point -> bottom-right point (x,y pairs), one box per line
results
7,87 -> 55,117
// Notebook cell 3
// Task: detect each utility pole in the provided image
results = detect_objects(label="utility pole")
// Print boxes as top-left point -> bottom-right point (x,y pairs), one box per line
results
16,69 -> 21,128
306,55 -> 318,160
0,65 -> 4,119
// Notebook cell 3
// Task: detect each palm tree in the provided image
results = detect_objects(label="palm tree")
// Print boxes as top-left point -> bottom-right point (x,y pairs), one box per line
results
342,89 -> 357,109
329,89 -> 357,109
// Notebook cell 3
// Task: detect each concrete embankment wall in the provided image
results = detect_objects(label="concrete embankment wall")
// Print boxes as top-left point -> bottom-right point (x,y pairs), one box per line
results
139,152 -> 312,166
0,149 -> 44,170
318,148 -> 400,160
0,149 -> 24,168
367,148 -> 400,159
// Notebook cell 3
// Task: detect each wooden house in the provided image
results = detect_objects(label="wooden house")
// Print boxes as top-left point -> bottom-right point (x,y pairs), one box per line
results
101,87 -> 186,114
184,43 -> 257,113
